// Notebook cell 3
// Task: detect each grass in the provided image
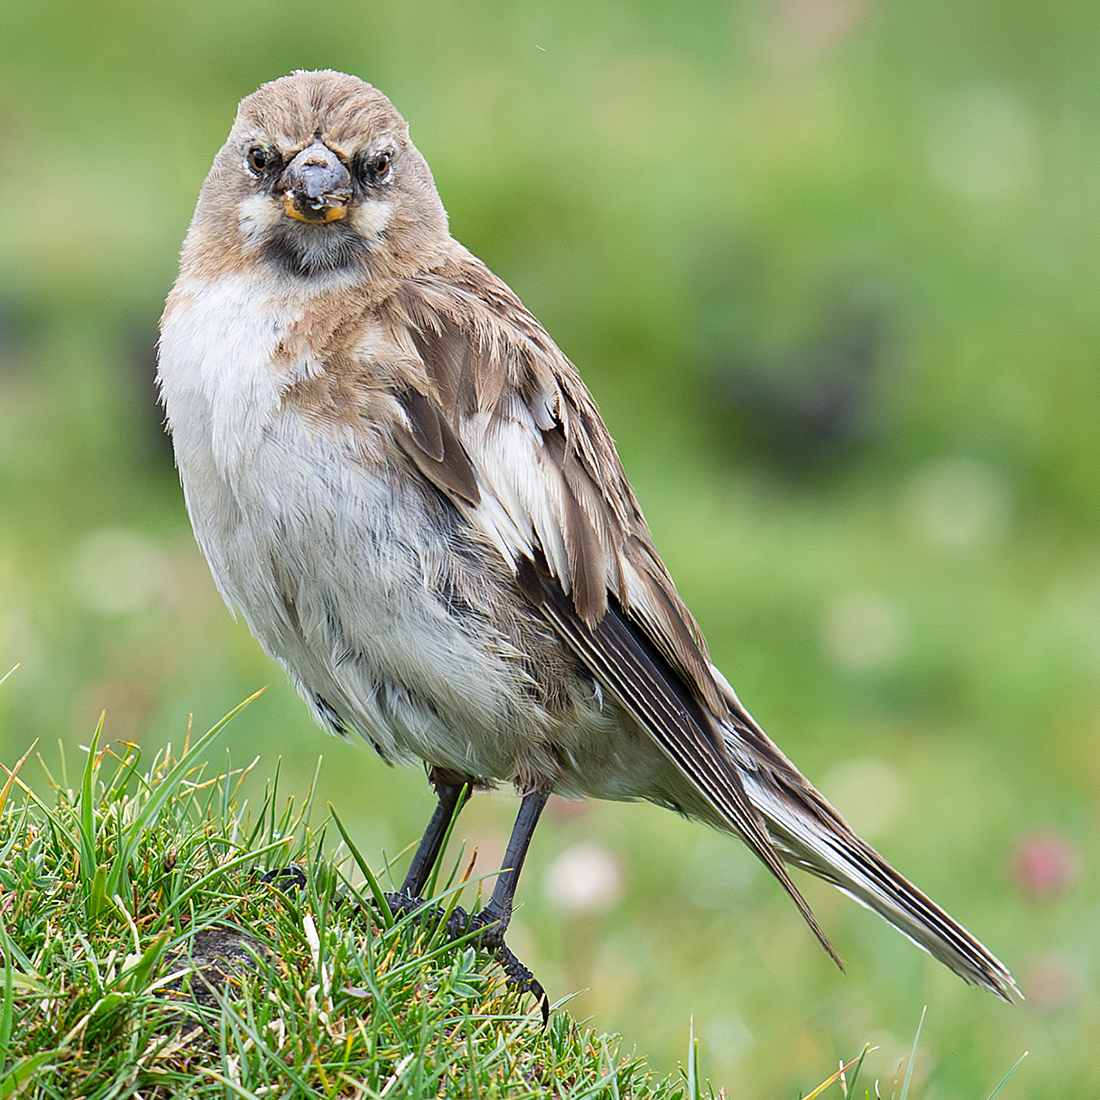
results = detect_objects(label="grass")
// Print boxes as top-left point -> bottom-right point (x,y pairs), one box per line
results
798,1010 -> 1027,1100
0,698 -> 731,1099
0,692 -> 1029,1099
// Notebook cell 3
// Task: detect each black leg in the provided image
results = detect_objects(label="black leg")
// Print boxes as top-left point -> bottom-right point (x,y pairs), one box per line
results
400,773 -> 472,897
475,788 -> 551,943
262,775 -> 551,1018
465,788 -> 552,1020
386,781 -> 552,1023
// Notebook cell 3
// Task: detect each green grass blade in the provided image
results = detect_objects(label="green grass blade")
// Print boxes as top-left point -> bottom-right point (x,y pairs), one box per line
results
0,742 -> 36,818
160,837 -> 291,919
0,1051 -> 57,1098
425,783 -> 469,900
0,924 -> 12,1064
77,713 -> 105,890
88,864 -> 108,921
986,1050 -> 1028,1100
119,929 -> 171,993
899,1006 -> 927,1100
109,691 -> 261,894
202,1070 -> 267,1100
843,1045 -> 871,1099
686,1016 -> 699,1100
330,804 -> 394,925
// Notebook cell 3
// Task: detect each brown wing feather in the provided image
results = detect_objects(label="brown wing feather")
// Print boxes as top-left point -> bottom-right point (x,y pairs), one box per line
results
383,246 -> 723,714
394,389 -> 481,504
376,247 -> 1020,998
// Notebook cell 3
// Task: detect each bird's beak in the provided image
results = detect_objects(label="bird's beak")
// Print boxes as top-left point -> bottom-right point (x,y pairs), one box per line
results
281,140 -> 352,224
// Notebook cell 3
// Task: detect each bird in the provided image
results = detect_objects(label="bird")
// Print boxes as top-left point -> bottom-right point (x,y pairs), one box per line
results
157,70 -> 1018,1006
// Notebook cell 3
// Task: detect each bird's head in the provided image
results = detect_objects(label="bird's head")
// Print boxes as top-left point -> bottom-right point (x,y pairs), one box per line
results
181,70 -> 449,283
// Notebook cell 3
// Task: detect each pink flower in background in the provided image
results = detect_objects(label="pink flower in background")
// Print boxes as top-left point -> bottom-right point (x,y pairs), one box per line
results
1009,829 -> 1079,899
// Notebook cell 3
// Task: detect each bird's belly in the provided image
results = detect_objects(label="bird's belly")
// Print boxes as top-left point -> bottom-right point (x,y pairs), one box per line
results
177,408 -> 575,782
182,418 -> 683,802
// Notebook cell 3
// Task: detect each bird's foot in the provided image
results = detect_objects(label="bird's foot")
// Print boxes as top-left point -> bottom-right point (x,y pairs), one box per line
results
384,891 -> 549,1024
257,873 -> 549,1022
259,865 -> 308,892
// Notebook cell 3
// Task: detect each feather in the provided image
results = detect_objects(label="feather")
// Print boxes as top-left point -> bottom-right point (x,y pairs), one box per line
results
395,388 -> 481,504
516,557 -> 842,969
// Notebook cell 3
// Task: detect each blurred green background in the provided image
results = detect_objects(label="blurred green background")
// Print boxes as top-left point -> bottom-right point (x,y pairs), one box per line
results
2,0 -> 1098,1094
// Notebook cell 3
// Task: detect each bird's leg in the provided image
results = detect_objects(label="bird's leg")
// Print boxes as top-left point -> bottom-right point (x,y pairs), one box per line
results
384,770 -> 473,921
470,788 -> 550,946
460,788 -> 551,1018
398,772 -> 472,899
385,781 -> 552,1020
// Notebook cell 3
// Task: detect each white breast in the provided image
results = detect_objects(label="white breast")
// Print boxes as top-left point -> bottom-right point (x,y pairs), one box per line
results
159,274 -> 292,472
158,273 -> 291,590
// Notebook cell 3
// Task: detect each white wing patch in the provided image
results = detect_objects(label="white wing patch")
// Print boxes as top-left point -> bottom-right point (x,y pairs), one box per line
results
456,406 -> 572,588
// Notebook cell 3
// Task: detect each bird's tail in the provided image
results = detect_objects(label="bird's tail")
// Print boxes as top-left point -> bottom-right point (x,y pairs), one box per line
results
711,687 -> 1020,1000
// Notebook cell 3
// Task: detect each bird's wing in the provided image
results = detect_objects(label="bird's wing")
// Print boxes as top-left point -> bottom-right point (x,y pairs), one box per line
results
383,248 -> 839,963
378,249 -> 1022,1001
386,248 -> 722,711
707,670 -> 1021,999
515,557 -> 840,965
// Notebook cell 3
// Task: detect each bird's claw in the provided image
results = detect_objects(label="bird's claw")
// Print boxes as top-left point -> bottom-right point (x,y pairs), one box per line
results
259,865 -> 308,892
384,891 -> 549,1024
488,939 -> 550,1025
256,876 -> 548,1022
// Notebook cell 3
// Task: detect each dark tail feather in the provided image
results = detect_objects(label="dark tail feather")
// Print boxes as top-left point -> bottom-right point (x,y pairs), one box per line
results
740,767 -> 1020,1001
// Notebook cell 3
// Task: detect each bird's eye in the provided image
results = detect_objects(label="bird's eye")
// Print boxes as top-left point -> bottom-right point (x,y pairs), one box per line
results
247,145 -> 269,174
362,150 -> 392,183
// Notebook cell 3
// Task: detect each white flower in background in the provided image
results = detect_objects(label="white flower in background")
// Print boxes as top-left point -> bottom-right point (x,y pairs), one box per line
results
821,757 -> 907,841
905,456 -> 1013,552
543,842 -> 624,913
71,528 -> 174,615
924,86 -> 1036,201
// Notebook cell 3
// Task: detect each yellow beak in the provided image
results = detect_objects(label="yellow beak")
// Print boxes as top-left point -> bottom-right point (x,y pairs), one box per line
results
282,191 -> 349,224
